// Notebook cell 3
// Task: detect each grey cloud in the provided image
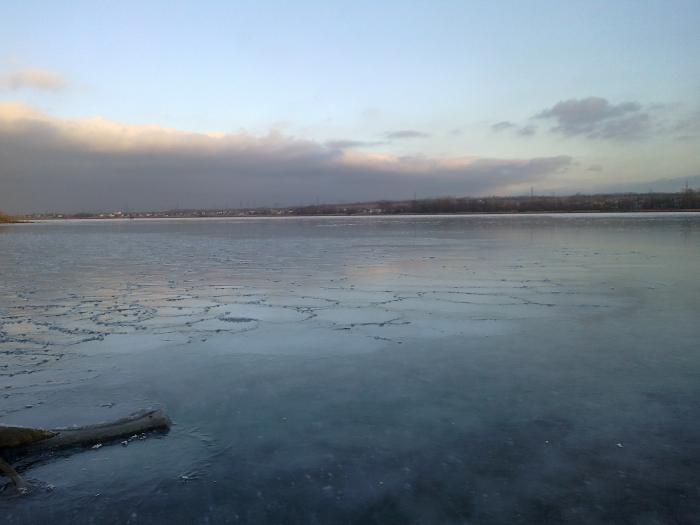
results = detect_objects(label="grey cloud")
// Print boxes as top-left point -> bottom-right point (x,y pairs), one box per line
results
587,164 -> 603,172
0,69 -> 66,92
384,129 -> 431,139
324,139 -> 386,149
492,122 -> 536,136
671,110 -> 700,140
590,113 -> 651,139
0,104 -> 573,213
491,121 -> 515,132
535,97 -> 650,139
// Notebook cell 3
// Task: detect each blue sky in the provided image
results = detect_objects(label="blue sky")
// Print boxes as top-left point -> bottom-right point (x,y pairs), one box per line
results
1,1 -> 699,211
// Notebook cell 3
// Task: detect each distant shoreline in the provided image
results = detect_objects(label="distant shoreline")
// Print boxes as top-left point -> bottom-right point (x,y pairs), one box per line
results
14,209 -> 700,223
12,190 -> 700,221
0,215 -> 27,224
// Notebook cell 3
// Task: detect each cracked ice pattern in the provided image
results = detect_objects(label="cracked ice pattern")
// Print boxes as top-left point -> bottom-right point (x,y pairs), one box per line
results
0,215 -> 655,381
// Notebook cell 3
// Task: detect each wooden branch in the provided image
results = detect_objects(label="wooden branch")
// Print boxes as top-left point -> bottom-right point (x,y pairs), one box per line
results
0,457 -> 29,494
11,409 -> 171,459
1,409 -> 171,493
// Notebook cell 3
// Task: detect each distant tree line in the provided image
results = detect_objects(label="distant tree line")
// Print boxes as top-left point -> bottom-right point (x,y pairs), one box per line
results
287,189 -> 700,216
20,188 -> 700,220
0,210 -> 19,223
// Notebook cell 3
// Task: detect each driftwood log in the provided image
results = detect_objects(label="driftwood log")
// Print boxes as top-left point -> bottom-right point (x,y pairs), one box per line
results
0,409 -> 171,494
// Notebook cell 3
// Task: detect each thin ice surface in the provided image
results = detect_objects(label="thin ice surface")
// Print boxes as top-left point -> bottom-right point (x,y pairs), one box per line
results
1,214 -> 699,523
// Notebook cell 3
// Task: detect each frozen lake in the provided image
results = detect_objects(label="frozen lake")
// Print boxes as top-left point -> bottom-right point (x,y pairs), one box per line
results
1,214 -> 699,524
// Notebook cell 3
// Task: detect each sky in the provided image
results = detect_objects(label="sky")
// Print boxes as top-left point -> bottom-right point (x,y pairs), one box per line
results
1,0 -> 699,213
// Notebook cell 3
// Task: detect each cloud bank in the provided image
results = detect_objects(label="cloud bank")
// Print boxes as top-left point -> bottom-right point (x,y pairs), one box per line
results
0,103 -> 572,213
0,68 -> 67,92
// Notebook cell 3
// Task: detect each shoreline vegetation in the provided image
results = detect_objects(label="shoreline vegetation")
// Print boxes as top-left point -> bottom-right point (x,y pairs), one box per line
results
15,189 -> 700,220
0,212 -> 24,223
